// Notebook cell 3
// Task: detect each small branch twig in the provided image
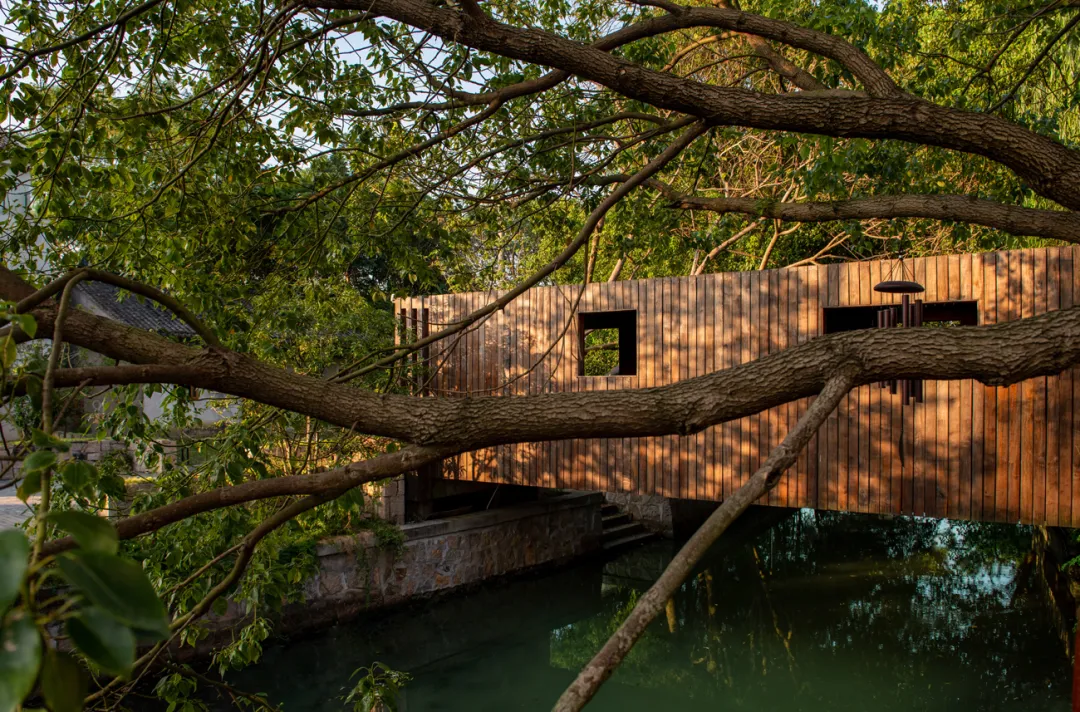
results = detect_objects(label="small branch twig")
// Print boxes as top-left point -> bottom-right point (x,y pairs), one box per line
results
31,272 -> 86,567
339,118 -> 707,381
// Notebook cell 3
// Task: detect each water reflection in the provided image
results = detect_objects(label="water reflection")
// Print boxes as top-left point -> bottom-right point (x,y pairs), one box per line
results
231,510 -> 1070,711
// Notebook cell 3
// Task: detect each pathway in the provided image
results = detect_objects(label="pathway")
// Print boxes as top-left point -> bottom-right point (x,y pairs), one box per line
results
0,494 -> 36,530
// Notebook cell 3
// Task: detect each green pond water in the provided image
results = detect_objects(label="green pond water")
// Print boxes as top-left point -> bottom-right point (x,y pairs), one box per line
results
231,509 -> 1072,711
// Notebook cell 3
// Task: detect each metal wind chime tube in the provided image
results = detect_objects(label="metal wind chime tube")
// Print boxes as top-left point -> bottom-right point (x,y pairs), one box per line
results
887,306 -> 898,394
912,298 -> 924,402
901,295 -> 910,403
873,253 -> 925,405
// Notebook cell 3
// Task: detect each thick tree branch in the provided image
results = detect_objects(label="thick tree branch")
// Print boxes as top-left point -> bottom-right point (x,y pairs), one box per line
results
592,174 -> 1080,244
10,278 -> 1079,558
552,372 -> 856,711
7,268 -> 220,347
314,0 -> 1080,210
712,0 -> 828,92
9,364 -> 209,395
749,38 -> 829,91
673,193 -> 1080,244
351,1 -> 899,97
5,266 -> 1078,448
587,7 -> 895,95
338,1 -> 713,120
39,445 -> 454,557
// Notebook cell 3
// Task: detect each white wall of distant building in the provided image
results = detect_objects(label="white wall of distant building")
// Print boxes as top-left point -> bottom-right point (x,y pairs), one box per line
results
2,168 -> 236,433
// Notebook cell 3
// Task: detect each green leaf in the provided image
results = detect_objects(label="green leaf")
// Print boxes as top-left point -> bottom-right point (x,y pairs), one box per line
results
225,461 -> 244,484
60,460 -> 98,499
97,473 -> 126,500
16,471 -> 40,503
42,651 -> 86,712
31,429 -> 69,452
57,552 -> 170,639
66,608 -> 135,678
22,450 -> 56,474
0,531 -> 28,613
47,511 -> 118,555
0,613 -> 42,712
14,314 -> 36,340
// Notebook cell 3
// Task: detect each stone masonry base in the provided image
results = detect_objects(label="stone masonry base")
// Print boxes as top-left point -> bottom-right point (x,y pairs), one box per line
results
186,492 -> 603,656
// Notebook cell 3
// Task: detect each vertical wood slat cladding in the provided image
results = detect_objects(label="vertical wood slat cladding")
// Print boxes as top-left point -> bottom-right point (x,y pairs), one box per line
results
403,246 -> 1080,525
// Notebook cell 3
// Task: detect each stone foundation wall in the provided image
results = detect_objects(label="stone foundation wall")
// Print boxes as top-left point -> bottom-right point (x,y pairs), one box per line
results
604,492 -> 672,536
5,437 -> 129,477
363,476 -> 405,525
602,541 -> 673,585
194,492 -> 603,651
67,438 -> 130,463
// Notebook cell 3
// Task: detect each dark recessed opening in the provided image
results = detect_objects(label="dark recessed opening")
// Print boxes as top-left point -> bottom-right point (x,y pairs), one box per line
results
822,300 -> 978,334
578,310 -> 637,376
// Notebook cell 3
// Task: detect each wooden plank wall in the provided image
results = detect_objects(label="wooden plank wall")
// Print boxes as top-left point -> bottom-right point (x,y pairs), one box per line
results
397,246 -> 1080,526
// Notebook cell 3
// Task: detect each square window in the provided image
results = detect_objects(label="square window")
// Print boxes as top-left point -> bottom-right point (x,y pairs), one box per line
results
578,310 -> 637,376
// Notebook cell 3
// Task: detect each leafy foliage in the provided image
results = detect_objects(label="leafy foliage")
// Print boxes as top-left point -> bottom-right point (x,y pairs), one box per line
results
342,662 -> 412,712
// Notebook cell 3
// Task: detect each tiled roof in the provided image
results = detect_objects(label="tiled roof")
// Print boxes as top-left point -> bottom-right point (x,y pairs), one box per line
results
76,280 -> 196,337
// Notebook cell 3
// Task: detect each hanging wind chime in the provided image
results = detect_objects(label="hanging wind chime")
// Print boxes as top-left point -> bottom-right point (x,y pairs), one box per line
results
872,239 -> 925,404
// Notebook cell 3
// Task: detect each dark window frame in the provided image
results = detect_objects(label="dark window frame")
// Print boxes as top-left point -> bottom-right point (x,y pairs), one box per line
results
577,309 -> 638,377
822,300 -> 978,334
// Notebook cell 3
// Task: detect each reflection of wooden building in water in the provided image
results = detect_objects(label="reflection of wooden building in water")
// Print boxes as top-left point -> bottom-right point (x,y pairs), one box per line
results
396,246 -> 1080,526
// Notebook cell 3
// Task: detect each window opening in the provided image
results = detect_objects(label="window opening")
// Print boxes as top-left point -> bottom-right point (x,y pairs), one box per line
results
822,300 -> 978,404
578,310 -> 637,376
822,300 -> 978,334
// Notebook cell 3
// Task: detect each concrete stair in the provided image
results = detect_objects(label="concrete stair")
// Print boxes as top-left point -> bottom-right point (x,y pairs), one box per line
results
600,502 -> 655,552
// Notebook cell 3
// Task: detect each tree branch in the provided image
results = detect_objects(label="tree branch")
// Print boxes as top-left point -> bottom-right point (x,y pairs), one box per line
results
39,444 -> 453,557
691,219 -> 763,275
713,0 -> 828,92
552,371 -> 856,711
330,0 -> 900,94
589,173 -> 1080,244
265,99 -> 505,215
5,261 -> 1080,452
31,273 -> 86,568
987,11 -> 1080,112
318,0 -> 1080,210
0,0 -> 169,82
672,193 -> 1080,244
7,268 -> 220,347
339,118 -> 707,379
8,278 -> 1078,559
10,290 -> 1080,448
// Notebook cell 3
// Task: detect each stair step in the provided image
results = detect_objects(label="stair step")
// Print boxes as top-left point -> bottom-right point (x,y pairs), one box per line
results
602,512 -> 631,527
600,503 -> 619,516
602,531 -> 655,552
602,522 -> 645,541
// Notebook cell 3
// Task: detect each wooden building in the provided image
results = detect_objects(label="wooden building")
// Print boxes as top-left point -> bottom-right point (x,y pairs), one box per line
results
396,246 -> 1080,526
